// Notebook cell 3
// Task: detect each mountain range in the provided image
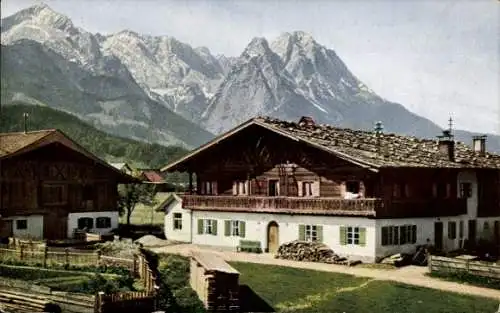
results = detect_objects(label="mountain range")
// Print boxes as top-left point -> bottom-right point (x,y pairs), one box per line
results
1,4 -> 499,152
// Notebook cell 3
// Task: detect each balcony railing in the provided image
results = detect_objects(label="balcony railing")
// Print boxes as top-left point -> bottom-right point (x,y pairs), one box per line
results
181,195 -> 469,218
181,195 -> 382,216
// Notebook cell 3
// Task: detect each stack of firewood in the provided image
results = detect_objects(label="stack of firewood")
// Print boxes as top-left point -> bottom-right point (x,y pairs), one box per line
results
275,240 -> 348,264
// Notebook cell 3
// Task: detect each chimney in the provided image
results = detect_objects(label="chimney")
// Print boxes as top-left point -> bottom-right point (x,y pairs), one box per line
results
472,135 -> 487,155
23,113 -> 29,134
298,116 -> 315,127
437,130 -> 455,161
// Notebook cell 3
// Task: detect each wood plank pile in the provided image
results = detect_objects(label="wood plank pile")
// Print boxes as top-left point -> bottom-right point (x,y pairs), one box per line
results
0,288 -> 60,313
275,240 -> 349,265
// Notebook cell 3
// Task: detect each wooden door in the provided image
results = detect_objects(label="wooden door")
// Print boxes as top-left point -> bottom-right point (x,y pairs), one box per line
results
468,220 -> 477,244
267,222 -> 279,253
268,180 -> 279,196
0,220 -> 13,238
434,222 -> 443,251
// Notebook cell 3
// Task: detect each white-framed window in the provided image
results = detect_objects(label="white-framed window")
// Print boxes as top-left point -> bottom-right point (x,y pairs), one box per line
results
173,213 -> 182,230
305,225 -> 318,242
381,225 -> 417,246
202,181 -> 217,195
204,219 -> 216,235
16,220 -> 27,230
347,227 -> 360,245
231,220 -> 240,236
302,182 -> 313,197
233,181 -> 248,195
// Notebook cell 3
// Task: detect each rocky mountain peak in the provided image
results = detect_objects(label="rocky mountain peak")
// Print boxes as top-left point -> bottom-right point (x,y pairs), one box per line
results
243,37 -> 272,58
5,3 -> 75,32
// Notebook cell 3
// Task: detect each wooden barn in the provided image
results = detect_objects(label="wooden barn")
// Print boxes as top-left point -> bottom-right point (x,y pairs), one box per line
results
0,129 -> 136,240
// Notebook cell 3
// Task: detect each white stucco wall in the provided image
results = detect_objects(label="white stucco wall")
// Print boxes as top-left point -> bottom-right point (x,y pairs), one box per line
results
191,211 -> 377,262
375,215 -> 500,259
11,215 -> 44,240
67,211 -> 119,238
164,200 -> 192,242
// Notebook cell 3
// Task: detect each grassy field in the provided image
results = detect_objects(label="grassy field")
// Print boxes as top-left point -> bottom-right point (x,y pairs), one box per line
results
119,192 -> 171,225
230,262 -> 499,313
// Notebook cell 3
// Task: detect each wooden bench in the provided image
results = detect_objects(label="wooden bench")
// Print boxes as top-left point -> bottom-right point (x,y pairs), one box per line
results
237,240 -> 262,253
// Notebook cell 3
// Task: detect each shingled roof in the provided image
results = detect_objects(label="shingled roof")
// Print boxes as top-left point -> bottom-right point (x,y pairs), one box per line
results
0,129 -> 55,157
161,116 -> 500,172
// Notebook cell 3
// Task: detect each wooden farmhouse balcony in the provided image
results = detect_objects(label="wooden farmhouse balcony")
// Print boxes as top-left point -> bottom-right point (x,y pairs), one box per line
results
181,195 -> 382,216
181,195 -> 469,218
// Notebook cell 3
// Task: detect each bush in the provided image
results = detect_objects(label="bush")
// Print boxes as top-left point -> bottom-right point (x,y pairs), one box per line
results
428,271 -> 500,290
0,259 -> 130,275
156,254 -> 205,313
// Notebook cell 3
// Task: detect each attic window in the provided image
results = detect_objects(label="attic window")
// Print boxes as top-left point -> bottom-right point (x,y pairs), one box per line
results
346,181 -> 360,194
298,116 -> 315,127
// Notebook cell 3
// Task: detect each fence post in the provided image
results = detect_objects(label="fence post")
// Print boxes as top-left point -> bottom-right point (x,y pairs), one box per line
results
43,246 -> 48,267
96,249 -> 102,267
133,254 -> 138,278
20,244 -> 24,260
65,248 -> 69,267
427,254 -> 432,273
465,259 -> 470,274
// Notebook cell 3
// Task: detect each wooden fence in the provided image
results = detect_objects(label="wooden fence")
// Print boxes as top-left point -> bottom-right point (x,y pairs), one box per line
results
0,244 -> 136,271
429,255 -> 500,279
94,251 -> 160,313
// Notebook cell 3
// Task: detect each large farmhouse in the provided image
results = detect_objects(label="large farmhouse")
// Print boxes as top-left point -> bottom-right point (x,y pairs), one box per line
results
0,129 -> 136,240
161,116 -> 500,262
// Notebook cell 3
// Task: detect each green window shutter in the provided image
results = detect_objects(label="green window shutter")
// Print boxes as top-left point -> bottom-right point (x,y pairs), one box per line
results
240,221 -> 246,238
359,227 -> 366,246
340,226 -> 347,245
316,225 -> 323,243
198,219 -> 204,235
224,220 -> 231,236
212,220 -> 218,235
298,224 -> 306,241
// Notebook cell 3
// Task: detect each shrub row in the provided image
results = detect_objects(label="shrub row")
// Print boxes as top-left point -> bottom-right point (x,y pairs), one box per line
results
0,258 -> 130,275
155,254 -> 206,313
428,271 -> 500,290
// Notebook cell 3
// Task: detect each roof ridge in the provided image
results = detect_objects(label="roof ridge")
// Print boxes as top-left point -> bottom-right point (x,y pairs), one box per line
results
0,129 -> 58,136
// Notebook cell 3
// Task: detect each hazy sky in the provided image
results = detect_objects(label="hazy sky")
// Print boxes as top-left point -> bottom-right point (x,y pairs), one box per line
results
2,0 -> 499,135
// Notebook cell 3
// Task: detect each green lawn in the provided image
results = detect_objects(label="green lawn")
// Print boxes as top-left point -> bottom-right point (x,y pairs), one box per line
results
119,192 -> 171,225
230,262 -> 499,313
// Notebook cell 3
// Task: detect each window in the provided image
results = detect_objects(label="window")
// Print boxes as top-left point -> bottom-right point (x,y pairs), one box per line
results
302,182 -> 313,197
459,183 -> 472,198
346,181 -> 360,194
82,185 -> 94,201
459,221 -> 464,238
42,184 -> 66,204
16,220 -> 27,230
199,219 -> 217,235
448,221 -> 457,240
347,227 -> 360,245
393,183 -> 409,198
231,221 -> 240,236
224,220 -> 246,237
96,217 -> 111,229
173,213 -> 182,230
233,181 -> 248,195
268,180 -> 279,196
305,225 -> 318,242
77,217 -> 93,230
202,181 -> 217,195
381,225 -> 417,246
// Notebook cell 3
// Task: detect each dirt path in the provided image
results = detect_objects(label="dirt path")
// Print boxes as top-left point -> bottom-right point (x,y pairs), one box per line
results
151,243 -> 500,300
